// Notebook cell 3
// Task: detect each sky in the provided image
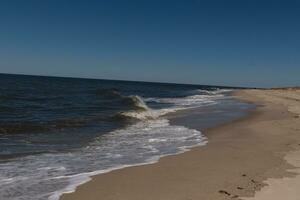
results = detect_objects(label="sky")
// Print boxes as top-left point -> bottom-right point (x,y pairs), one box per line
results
0,0 -> 299,87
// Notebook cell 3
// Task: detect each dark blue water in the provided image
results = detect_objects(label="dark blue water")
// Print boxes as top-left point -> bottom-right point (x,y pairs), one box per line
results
0,73 -> 229,158
0,73 -> 247,200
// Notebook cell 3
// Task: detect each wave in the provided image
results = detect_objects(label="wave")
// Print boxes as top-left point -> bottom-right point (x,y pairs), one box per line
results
118,89 -> 229,121
95,88 -> 150,112
0,94 -> 149,135
0,118 -> 207,200
0,89 -> 231,135
0,88 -> 234,200
117,95 -> 184,120
118,95 -> 158,120
196,88 -> 233,95
121,95 -> 149,111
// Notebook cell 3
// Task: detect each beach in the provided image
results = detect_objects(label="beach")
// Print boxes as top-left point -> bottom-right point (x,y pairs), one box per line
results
61,89 -> 300,200
1,75 -> 247,200
1,1 -> 300,199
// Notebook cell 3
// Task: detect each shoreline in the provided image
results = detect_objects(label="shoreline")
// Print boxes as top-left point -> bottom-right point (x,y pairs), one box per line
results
60,89 -> 300,200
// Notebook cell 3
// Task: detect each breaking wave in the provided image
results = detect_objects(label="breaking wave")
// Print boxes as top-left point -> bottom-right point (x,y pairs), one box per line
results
119,89 -> 231,120
0,83 -> 234,200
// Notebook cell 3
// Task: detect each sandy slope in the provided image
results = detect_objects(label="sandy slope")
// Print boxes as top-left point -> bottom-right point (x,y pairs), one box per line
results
61,89 -> 300,200
241,89 -> 300,200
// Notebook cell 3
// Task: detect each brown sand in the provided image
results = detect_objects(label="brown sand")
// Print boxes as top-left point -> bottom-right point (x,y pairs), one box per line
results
61,89 -> 300,200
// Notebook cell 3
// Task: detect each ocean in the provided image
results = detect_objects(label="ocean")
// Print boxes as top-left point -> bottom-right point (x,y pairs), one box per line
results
0,74 -> 252,200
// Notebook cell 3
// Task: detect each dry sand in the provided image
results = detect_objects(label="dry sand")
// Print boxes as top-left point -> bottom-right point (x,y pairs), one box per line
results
61,89 -> 300,200
241,89 -> 300,200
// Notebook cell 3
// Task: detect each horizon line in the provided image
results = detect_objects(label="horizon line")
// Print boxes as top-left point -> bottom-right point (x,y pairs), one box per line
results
0,72 -> 254,89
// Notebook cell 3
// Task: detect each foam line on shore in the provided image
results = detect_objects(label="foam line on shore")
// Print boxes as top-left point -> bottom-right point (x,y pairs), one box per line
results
50,138 -> 208,200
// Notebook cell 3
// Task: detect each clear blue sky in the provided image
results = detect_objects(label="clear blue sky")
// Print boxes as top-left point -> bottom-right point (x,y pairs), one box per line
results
0,0 -> 299,87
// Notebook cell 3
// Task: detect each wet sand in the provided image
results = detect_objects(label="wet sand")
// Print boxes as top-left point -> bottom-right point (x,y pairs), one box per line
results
61,89 -> 300,200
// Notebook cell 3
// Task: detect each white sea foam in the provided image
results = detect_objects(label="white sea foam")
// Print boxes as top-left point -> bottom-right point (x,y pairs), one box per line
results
0,119 -> 207,200
122,89 -> 230,120
0,89 -> 230,200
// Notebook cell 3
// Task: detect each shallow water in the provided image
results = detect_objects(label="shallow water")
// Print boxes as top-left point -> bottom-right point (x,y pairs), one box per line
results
0,74 -> 251,200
